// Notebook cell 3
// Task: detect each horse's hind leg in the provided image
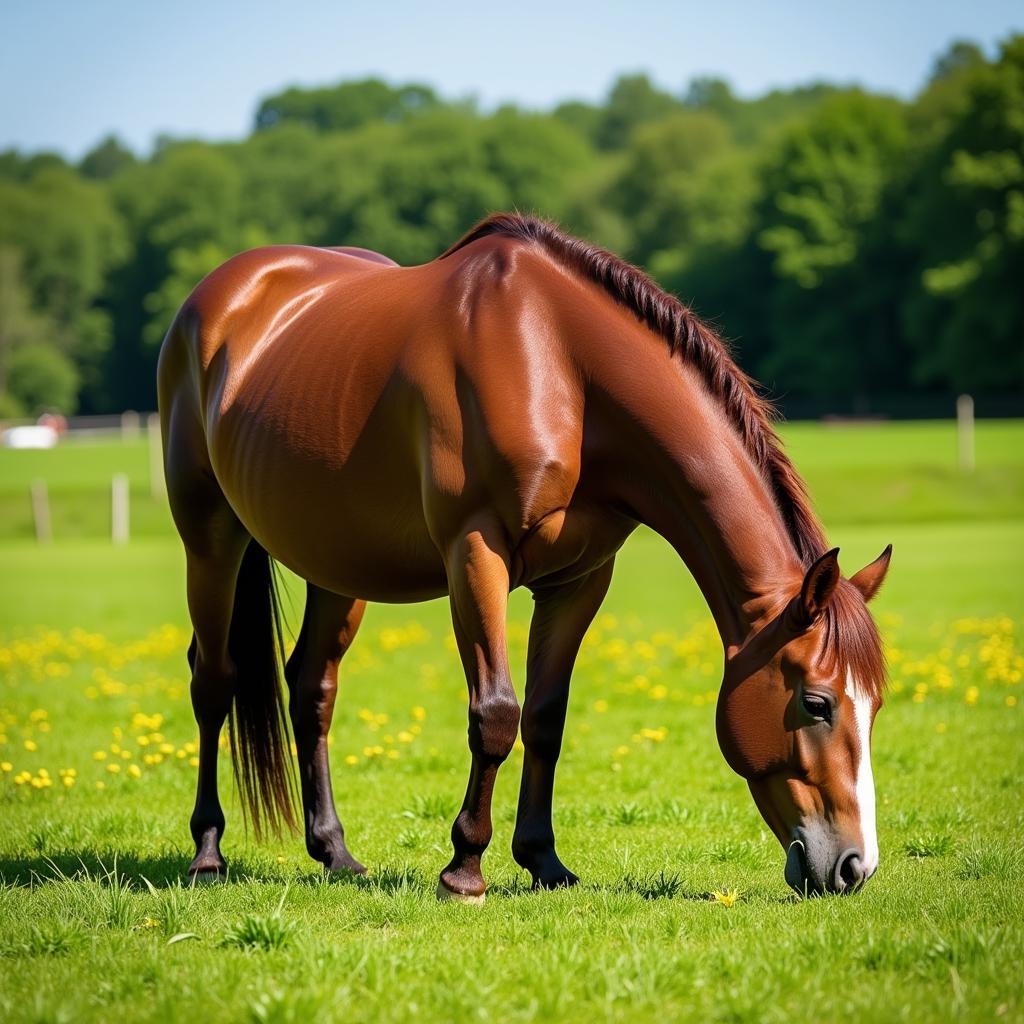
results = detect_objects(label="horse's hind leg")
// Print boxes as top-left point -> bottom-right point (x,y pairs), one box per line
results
182,530 -> 249,878
512,559 -> 615,889
163,407 -> 250,878
285,584 -> 367,873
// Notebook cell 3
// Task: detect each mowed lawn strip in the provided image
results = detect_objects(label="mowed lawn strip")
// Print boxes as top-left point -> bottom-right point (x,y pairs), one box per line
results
0,422 -> 1022,1022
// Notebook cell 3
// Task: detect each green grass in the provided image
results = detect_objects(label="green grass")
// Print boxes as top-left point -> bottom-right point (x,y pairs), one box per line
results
0,423 -> 1022,1023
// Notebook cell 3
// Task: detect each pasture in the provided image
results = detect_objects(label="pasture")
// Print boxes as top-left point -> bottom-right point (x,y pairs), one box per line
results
0,420 -> 1022,1023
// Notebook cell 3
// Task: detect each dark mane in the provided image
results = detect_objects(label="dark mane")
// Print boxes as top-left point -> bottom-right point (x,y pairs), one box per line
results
444,213 -> 826,561
443,212 -> 885,697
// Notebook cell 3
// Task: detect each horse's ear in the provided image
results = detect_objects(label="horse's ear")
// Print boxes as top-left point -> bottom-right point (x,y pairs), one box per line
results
850,544 -> 892,602
788,548 -> 841,631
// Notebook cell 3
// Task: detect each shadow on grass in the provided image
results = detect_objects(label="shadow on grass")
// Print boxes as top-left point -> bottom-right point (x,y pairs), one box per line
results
0,850 -> 432,895
0,852 -> 794,905
0,849 -> 275,888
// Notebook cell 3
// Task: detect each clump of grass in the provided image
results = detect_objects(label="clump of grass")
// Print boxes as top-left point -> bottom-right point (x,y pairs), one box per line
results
221,888 -> 294,951
7,921 -> 85,957
222,914 -> 294,952
395,827 -> 422,849
622,870 -> 685,900
403,793 -> 456,821
365,864 -> 420,893
610,802 -> 650,826
651,799 -> 690,824
100,859 -> 136,929
708,838 -> 765,868
958,846 -> 1023,880
141,877 -> 196,938
905,834 -> 954,858
28,821 -> 80,854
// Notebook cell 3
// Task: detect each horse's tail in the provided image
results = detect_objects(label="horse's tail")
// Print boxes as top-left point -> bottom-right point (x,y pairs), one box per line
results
227,540 -> 297,838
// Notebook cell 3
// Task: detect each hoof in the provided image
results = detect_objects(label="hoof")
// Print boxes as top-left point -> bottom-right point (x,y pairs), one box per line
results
436,880 -> 485,905
325,855 -> 367,876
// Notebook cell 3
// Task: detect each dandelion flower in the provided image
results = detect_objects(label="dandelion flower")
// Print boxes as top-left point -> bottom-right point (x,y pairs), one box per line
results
711,888 -> 741,907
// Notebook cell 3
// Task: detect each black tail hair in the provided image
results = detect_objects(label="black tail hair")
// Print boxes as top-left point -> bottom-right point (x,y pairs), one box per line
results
227,540 -> 297,837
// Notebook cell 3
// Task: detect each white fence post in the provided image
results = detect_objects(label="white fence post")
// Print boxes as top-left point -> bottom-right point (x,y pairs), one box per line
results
30,479 -> 52,544
121,409 -> 140,442
956,394 -> 975,473
148,412 -> 165,499
112,473 -> 130,545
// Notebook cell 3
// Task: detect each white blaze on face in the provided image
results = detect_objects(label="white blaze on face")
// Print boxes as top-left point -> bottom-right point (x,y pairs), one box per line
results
846,671 -> 879,875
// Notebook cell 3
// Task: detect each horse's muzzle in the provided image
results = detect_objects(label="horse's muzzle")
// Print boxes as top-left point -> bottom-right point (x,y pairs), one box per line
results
785,837 -> 873,895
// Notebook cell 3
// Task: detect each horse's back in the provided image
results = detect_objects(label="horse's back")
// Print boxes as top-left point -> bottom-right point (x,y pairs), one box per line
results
159,236 -> 589,598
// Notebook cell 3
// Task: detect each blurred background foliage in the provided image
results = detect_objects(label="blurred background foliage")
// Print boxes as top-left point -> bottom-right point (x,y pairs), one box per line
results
0,36 -> 1020,417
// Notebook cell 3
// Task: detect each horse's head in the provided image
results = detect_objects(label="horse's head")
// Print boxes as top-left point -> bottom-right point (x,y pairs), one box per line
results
717,546 -> 891,895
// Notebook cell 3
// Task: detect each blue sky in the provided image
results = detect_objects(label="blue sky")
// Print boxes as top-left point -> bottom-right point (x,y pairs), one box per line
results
2,0 -> 1021,158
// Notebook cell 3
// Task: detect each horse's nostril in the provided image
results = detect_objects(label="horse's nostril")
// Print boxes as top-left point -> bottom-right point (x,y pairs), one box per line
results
835,849 -> 865,891
785,840 -> 808,892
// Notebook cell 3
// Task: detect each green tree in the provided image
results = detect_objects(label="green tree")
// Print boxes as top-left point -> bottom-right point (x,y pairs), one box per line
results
0,247 -> 53,388
79,136 -> 137,180
749,93 -> 910,396
0,167 -> 126,408
7,343 -> 79,415
901,36 -> 1024,391
597,74 -> 682,149
255,78 -> 441,133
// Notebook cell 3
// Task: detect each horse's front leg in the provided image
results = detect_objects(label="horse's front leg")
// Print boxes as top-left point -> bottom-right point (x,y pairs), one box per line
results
512,559 -> 615,889
285,585 -> 367,873
438,521 -> 520,902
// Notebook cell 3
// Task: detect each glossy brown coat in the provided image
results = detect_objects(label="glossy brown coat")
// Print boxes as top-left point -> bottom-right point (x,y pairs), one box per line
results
158,215 -> 890,897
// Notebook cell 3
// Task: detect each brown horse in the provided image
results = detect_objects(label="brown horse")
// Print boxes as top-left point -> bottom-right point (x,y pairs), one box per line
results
158,214 -> 891,899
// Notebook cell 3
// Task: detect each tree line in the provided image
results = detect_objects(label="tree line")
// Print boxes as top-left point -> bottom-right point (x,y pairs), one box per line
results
0,36 -> 1020,418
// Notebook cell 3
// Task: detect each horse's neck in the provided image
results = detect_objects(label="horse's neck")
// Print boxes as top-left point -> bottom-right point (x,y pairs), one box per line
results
597,350 -> 803,650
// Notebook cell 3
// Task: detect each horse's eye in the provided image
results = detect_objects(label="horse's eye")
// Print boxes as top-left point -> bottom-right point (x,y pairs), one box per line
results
801,692 -> 833,724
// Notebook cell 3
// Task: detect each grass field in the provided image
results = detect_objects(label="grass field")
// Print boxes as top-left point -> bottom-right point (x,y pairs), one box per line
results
0,421 -> 1022,1023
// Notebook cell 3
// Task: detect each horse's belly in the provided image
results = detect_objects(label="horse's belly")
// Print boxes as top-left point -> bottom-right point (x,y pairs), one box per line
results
233,468 -> 448,602
209,404 -> 448,602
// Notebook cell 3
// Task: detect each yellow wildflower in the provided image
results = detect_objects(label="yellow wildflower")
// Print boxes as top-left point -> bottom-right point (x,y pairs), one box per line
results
711,888 -> 741,907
